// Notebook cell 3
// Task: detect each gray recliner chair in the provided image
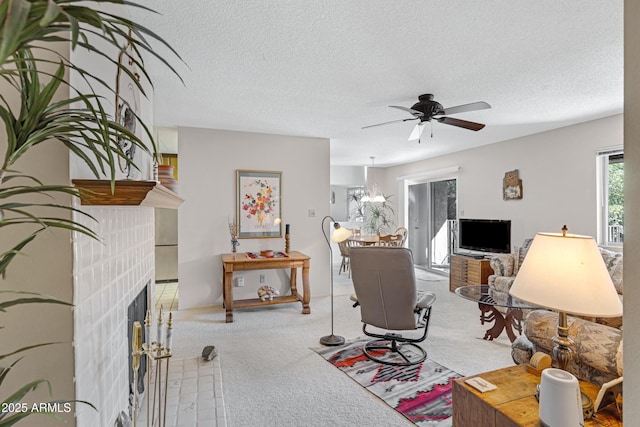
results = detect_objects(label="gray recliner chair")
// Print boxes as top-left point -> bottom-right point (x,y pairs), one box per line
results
350,246 -> 436,366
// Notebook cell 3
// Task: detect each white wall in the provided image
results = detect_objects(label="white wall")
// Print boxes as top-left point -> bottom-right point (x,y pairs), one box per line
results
178,127 -> 330,309
377,114 -> 623,246
330,165 -> 365,186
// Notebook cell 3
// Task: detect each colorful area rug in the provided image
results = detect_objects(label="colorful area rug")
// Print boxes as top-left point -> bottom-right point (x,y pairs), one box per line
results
314,338 -> 461,426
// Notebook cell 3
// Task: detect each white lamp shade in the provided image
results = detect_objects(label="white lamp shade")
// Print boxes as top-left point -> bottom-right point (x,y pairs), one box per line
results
509,232 -> 622,317
331,226 -> 353,243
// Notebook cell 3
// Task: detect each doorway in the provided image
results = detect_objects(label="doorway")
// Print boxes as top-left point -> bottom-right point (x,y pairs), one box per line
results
408,178 -> 457,273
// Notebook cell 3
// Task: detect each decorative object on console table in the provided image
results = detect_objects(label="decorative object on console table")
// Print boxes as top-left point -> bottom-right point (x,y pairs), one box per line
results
228,218 -> 240,252
258,285 -> 280,301
319,216 -> 353,346
509,226 -> 623,372
236,170 -> 282,238
285,223 -> 290,253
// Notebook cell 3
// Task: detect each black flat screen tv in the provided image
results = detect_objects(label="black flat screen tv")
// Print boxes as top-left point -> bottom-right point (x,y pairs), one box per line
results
458,218 -> 511,254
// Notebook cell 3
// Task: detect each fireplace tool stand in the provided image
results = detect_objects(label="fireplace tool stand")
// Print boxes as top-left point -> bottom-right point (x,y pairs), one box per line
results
132,308 -> 173,427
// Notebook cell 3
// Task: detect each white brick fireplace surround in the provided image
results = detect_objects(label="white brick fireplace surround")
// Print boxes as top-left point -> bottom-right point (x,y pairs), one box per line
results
72,205 -> 155,426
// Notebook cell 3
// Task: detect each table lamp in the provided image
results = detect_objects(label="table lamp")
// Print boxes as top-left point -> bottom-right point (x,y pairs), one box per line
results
509,226 -> 622,371
320,215 -> 353,346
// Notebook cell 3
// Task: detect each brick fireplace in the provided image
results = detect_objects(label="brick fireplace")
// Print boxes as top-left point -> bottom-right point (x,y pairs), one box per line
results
72,205 -> 155,426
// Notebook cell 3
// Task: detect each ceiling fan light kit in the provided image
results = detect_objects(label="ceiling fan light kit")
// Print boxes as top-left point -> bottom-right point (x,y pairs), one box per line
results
363,93 -> 491,141
408,123 -> 425,141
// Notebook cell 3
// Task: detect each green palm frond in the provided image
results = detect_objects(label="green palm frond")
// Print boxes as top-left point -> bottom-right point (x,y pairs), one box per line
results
0,343 -> 62,362
0,361 -> 97,426
0,290 -> 73,313
1,1 -> 182,422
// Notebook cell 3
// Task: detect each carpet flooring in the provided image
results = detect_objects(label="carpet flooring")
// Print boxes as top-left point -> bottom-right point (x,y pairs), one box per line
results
169,265 -> 514,426
314,338 -> 462,426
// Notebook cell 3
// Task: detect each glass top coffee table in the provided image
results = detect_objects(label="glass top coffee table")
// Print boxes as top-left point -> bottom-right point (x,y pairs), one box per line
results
455,285 -> 540,342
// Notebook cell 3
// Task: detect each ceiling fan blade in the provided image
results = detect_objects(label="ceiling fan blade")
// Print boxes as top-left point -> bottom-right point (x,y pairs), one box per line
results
440,101 -> 491,116
437,116 -> 486,131
362,117 -> 418,129
389,105 -> 424,117
408,123 -> 425,141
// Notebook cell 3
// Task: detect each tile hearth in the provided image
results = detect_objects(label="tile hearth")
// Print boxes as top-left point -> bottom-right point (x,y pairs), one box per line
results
155,282 -> 179,312
138,356 -> 226,427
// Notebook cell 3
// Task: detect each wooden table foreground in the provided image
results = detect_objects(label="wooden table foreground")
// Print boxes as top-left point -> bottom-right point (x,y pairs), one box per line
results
452,364 -> 622,426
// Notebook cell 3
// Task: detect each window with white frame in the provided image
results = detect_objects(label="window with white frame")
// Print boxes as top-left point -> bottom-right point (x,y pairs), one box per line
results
597,149 -> 624,246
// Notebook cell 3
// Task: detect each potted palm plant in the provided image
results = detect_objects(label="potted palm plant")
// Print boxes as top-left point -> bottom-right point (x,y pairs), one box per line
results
0,1 -> 181,424
362,193 -> 395,235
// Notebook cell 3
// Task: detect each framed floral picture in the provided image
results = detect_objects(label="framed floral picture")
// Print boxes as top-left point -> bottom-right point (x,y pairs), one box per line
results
236,170 -> 282,238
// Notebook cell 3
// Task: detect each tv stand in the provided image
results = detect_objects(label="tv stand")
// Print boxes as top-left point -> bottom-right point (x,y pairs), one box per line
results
454,252 -> 486,259
449,254 -> 494,292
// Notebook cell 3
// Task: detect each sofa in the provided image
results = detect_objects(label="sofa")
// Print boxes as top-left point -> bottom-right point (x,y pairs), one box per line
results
487,238 -> 533,308
510,247 -> 624,386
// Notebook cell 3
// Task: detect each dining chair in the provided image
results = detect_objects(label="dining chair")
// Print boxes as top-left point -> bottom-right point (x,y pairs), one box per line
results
377,234 -> 403,247
337,240 -> 351,277
394,227 -> 408,246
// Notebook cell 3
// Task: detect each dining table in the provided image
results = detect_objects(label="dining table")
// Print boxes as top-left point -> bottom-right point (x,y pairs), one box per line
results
347,235 -> 380,246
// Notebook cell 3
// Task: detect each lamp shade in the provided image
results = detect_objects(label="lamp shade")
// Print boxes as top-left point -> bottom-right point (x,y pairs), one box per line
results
331,224 -> 353,243
509,232 -> 622,317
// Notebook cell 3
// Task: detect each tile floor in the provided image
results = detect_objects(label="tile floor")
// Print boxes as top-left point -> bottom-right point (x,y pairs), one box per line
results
138,356 -> 227,427
156,282 -> 179,312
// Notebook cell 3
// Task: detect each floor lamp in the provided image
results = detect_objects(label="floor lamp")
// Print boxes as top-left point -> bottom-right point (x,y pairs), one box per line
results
320,215 -> 352,346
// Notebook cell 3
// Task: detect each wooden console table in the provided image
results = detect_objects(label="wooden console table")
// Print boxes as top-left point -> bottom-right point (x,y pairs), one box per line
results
221,251 -> 311,323
452,364 -> 622,426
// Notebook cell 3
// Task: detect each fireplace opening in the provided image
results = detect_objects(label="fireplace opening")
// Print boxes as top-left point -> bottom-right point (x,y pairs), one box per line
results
127,283 -> 149,416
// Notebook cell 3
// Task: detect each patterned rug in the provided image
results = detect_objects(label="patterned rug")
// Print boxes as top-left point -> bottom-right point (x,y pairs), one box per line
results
314,338 -> 461,426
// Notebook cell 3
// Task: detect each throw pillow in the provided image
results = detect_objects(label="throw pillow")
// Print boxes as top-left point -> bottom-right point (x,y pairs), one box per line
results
599,248 -> 623,294
489,254 -> 514,276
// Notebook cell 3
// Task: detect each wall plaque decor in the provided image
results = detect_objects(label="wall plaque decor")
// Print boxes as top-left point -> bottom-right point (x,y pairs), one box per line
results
503,169 -> 523,200
236,170 -> 282,238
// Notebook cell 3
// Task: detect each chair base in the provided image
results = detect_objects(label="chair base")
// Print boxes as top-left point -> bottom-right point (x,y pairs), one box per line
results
363,338 -> 427,366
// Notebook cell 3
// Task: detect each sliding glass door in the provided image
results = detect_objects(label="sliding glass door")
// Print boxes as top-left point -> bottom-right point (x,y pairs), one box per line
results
408,178 -> 457,273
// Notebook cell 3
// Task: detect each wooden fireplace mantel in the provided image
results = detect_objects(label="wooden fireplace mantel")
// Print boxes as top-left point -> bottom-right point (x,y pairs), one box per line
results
72,179 -> 184,209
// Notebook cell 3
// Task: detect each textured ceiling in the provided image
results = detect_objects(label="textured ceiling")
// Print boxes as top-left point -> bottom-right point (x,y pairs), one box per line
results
132,1 -> 623,167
